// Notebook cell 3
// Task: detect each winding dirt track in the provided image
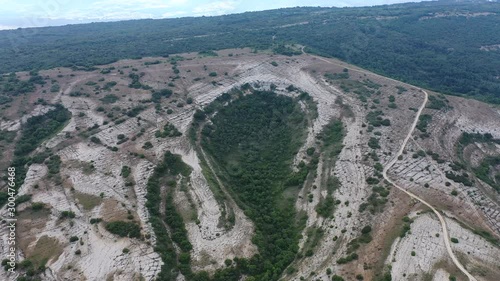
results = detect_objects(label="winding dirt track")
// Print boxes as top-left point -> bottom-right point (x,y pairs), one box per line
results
382,90 -> 477,281
304,50 -> 477,280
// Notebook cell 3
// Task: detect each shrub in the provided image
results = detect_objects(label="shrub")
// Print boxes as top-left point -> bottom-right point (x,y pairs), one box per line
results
366,177 -> 380,185
361,225 -> 372,234
90,136 -> 101,144
100,94 -> 119,104
69,236 -> 79,243
193,109 -> 206,120
450,237 -> 459,243
336,253 -> 358,264
60,211 -> 76,219
142,141 -> 153,150
105,221 -> 141,238
121,166 -> 131,178
16,194 -> 32,204
31,202 -> 45,211
368,137 -> 380,149
90,218 -> 102,224
332,275 -> 345,281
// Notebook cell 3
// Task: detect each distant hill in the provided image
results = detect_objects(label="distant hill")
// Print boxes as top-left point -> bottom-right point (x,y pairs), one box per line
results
1,1 -> 499,102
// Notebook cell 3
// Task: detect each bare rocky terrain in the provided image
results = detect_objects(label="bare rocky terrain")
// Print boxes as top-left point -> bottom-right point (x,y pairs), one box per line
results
0,48 -> 499,281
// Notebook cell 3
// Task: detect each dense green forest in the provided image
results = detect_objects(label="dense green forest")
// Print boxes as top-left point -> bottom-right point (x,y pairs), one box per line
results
0,1 -> 499,102
199,90 -> 309,280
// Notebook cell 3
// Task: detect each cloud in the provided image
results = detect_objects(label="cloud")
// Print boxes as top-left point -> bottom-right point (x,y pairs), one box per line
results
0,25 -> 17,30
0,0 -> 427,28
90,0 -> 183,10
32,0 -> 189,21
192,1 -> 237,16
161,10 -> 188,18
44,9 -> 155,21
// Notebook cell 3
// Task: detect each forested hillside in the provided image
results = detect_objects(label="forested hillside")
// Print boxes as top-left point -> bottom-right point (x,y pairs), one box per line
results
0,1 -> 499,102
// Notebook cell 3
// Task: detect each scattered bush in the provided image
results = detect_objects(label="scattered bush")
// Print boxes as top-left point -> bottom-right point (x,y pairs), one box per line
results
31,202 -> 45,211
332,275 -> 345,281
105,221 -> 141,238
142,141 -> 153,150
60,210 -> 76,219
361,225 -> 372,234
90,218 -> 102,224
100,94 -> 119,104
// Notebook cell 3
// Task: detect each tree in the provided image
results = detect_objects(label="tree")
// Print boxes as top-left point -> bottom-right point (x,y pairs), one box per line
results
332,275 -> 345,281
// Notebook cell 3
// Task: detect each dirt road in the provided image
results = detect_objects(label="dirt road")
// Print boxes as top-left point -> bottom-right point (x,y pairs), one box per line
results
302,48 -> 478,280
382,89 -> 477,281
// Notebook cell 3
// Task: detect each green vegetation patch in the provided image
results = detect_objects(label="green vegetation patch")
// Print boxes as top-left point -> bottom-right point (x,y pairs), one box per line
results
416,114 -> 432,133
366,111 -> 390,127
3,105 -> 71,205
201,90 -> 308,280
105,221 -> 141,238
341,225 -> 373,261
145,151 -> 200,280
0,130 -> 16,142
325,72 -> 349,80
273,43 -> 301,56
473,156 -> 500,192
315,120 -> 344,218
359,185 -> 389,214
128,73 -> 151,90
155,123 -> 182,138
427,95 -> 451,111
100,94 -> 119,104
0,73 -> 36,97
400,216 -> 414,238
152,88 -> 173,103
454,132 -> 500,191
445,171 -> 473,187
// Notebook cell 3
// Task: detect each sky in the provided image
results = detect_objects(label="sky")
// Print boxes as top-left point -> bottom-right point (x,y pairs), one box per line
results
0,0 -> 424,30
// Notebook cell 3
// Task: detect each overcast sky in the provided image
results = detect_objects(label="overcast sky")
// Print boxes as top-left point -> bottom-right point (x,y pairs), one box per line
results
0,0 -> 425,30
